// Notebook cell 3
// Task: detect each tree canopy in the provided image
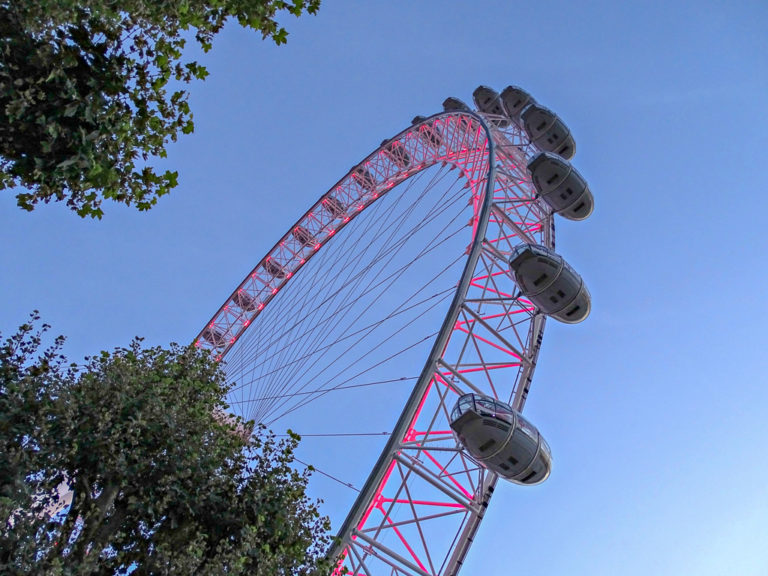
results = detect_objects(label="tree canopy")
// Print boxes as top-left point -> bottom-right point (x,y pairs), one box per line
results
0,1 -> 320,218
0,314 -> 333,575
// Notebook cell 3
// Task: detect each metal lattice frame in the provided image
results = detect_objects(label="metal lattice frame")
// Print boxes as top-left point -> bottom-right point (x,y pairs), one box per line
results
196,110 -> 554,576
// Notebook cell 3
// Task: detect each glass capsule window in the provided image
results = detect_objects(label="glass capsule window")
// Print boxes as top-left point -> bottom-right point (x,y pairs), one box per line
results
451,394 -> 517,425
517,413 -> 539,441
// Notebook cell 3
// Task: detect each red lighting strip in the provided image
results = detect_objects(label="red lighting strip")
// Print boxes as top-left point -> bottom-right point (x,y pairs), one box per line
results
487,233 -> 522,244
433,372 -> 460,394
356,459 -> 396,531
449,363 -> 520,375
378,498 -> 465,509
409,430 -> 453,436
377,505 -> 429,574
470,270 -> 508,282
454,310 -> 525,328
453,327 -> 521,360
422,449 -> 473,499
468,281 -> 516,299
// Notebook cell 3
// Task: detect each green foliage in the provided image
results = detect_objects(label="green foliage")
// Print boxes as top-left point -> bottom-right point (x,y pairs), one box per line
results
0,313 -> 333,575
0,0 -> 321,218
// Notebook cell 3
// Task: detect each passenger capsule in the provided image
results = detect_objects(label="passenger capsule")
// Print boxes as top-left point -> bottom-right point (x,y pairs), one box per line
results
500,85 -> 533,120
521,103 -> 576,160
353,167 -> 376,193
201,326 -> 227,348
292,225 -> 316,247
381,139 -> 411,169
322,195 -> 345,219
412,116 -> 443,148
232,290 -> 258,312
442,97 -> 471,112
450,394 -> 551,485
508,243 -> 590,323
263,257 -> 286,279
473,86 -> 509,127
527,152 -> 594,221
442,97 -> 474,132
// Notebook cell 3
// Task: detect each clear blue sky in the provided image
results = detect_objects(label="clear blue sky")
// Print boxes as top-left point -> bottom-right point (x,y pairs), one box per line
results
2,1 -> 767,574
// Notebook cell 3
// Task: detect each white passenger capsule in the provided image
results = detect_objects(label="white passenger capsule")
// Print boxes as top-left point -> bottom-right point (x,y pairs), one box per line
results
473,86 -> 509,127
527,152 -> 594,221
263,257 -> 287,279
201,326 -> 227,348
353,166 -> 376,193
508,243 -> 590,323
232,290 -> 258,312
500,85 -> 534,120
322,195 -> 345,219
292,225 -> 316,247
450,394 -> 551,485
442,97 -> 471,112
521,103 -> 576,160
443,97 -> 474,132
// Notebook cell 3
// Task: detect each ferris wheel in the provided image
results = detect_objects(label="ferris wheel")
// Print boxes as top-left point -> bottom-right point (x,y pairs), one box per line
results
195,84 -> 593,576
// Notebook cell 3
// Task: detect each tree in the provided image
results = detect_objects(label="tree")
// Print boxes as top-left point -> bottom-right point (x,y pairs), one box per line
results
0,314 -> 333,575
0,1 -> 320,218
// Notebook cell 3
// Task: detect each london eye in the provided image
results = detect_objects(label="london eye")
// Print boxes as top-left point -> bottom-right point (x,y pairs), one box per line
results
195,84 -> 593,576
